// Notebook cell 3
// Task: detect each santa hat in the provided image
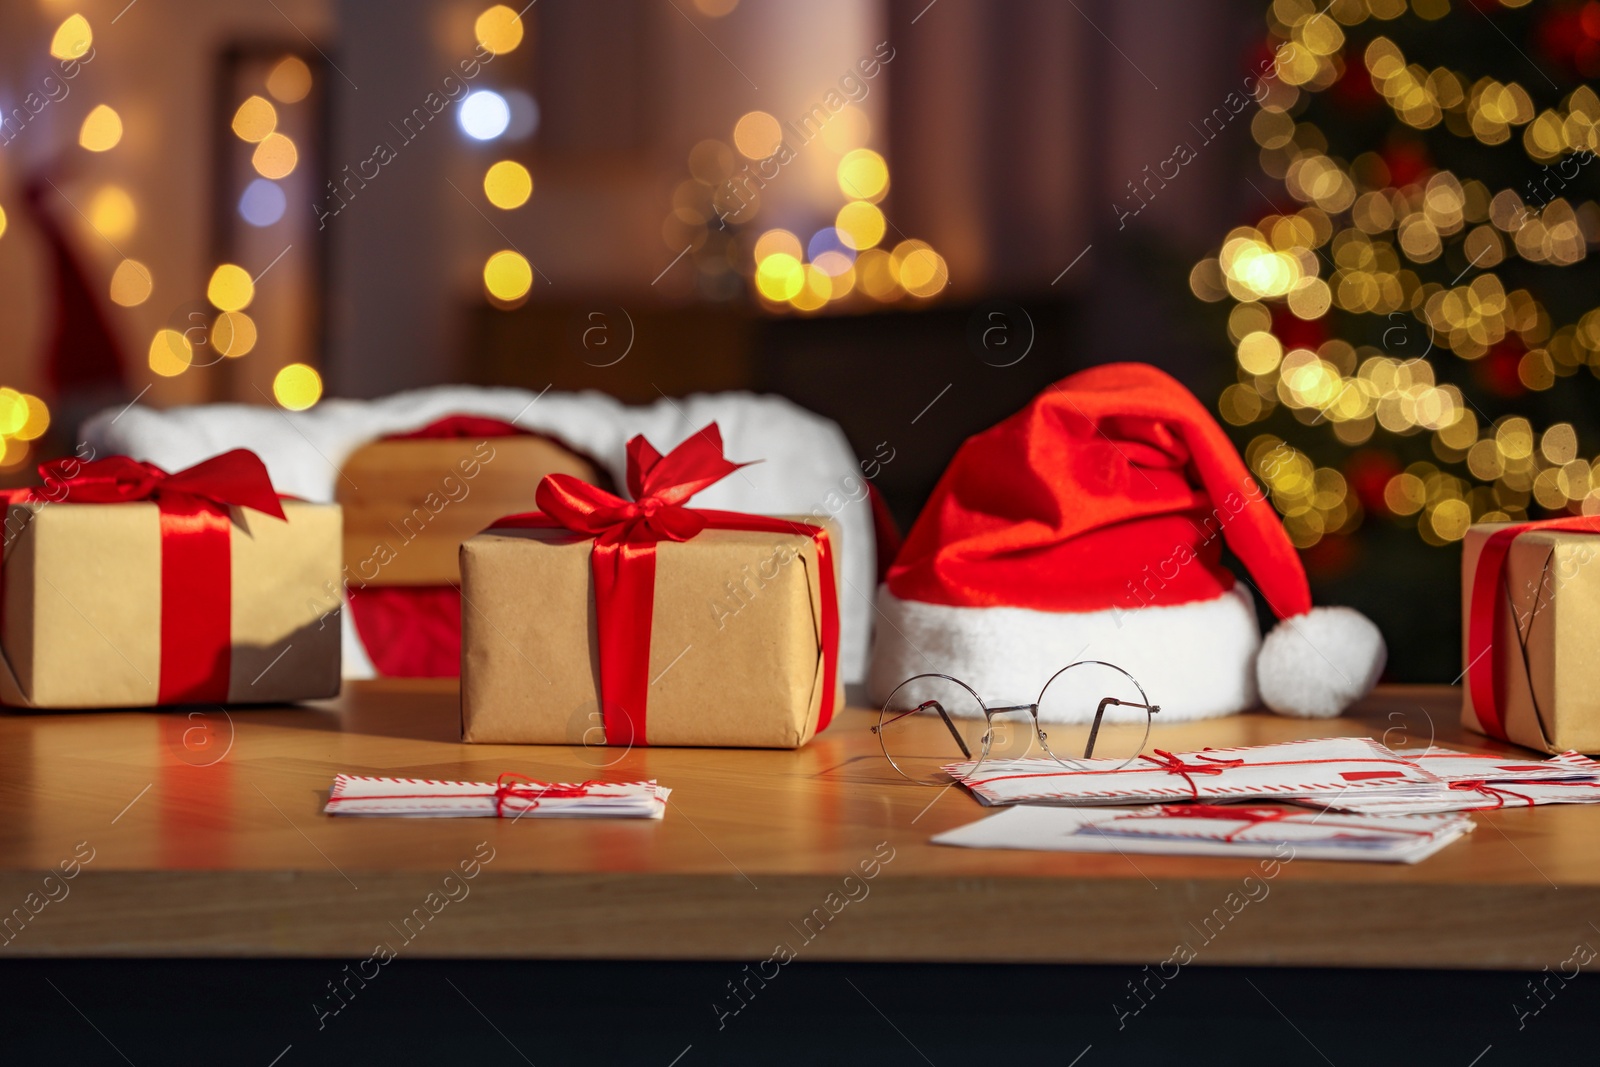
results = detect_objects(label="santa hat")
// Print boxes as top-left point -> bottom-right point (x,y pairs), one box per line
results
867,363 -> 1385,721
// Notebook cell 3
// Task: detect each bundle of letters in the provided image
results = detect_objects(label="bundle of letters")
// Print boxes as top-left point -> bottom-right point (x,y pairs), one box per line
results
936,738 -> 1600,863
323,774 -> 670,819
1312,748 -> 1600,815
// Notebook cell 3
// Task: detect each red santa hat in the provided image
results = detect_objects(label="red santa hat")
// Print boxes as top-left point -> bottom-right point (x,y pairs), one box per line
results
867,362 -> 1385,721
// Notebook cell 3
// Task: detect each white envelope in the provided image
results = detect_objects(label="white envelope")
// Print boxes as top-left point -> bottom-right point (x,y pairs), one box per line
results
932,804 -> 1474,864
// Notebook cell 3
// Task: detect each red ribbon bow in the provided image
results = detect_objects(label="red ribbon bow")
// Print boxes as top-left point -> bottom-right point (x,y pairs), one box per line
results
1466,516 -> 1600,741
2,449 -> 286,705
493,773 -> 614,817
490,424 -> 840,748
1138,750 -> 1246,799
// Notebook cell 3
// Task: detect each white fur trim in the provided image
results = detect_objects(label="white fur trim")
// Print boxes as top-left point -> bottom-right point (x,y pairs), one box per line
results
867,583 -> 1262,722
1257,606 -> 1385,719
80,386 -> 875,683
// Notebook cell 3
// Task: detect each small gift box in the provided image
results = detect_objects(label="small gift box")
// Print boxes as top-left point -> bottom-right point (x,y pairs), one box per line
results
0,450 -> 342,708
1461,518 -> 1600,754
460,424 -> 841,748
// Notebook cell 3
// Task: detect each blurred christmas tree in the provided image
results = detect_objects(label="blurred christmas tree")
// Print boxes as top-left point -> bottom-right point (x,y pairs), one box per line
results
1193,0 -> 1600,587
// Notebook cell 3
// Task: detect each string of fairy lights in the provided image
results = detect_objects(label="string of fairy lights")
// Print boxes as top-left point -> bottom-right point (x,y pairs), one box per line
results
1193,0 -> 1600,548
660,120 -> 950,311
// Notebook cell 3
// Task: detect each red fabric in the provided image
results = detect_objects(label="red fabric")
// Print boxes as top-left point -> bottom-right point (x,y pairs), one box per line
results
0,450 -> 285,704
22,179 -> 127,396
885,363 -> 1313,619
157,501 -> 234,703
348,586 -> 464,678
488,423 -> 841,746
1466,515 -> 1600,740
866,482 -> 902,583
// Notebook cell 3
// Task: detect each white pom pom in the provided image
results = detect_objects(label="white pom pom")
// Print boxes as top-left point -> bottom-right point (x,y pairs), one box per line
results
1256,606 -> 1386,719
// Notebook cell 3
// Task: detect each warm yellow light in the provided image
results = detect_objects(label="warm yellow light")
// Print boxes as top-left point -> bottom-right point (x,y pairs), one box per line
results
16,395 -> 50,442
109,259 -> 153,306
789,264 -> 832,311
483,250 -> 532,301
855,248 -> 900,301
148,329 -> 193,377
692,0 -> 741,14
837,149 -> 889,201
0,390 -> 26,436
483,160 -> 532,209
892,240 -> 948,297
232,95 -> 278,143
0,204 -> 6,241
252,132 -> 298,179
49,14 -> 92,60
754,253 -> 805,301
733,111 -> 785,160
475,5 -> 525,55
78,105 -> 122,152
266,56 -> 313,104
87,185 -> 136,241
753,229 -> 802,263
207,264 -> 255,312
273,363 -> 323,410
213,311 -> 258,357
835,201 -> 886,251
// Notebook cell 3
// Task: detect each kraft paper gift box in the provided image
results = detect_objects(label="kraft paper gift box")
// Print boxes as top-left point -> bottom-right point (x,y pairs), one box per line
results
0,451 -> 342,709
460,424 -> 842,749
1461,519 -> 1600,754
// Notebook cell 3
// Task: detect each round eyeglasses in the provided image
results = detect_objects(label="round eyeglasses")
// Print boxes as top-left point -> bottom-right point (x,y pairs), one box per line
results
871,660 -> 1160,785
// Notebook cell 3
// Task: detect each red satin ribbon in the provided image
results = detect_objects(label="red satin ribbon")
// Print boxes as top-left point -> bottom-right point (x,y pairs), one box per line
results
1,450 -> 286,704
1154,804 -> 1290,840
1136,749 -> 1246,799
487,423 -> 840,747
1448,779 -> 1538,810
1466,516 -> 1600,741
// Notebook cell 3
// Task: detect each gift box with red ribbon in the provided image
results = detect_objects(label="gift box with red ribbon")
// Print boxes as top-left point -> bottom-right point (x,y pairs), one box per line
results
1462,518 -> 1600,754
460,424 -> 841,748
0,449 -> 342,708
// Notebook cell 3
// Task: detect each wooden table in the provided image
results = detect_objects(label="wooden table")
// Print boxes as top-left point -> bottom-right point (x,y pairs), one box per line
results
0,682 -> 1590,969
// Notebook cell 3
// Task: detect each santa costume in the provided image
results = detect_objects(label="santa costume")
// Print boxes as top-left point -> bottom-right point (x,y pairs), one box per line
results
868,362 -> 1386,721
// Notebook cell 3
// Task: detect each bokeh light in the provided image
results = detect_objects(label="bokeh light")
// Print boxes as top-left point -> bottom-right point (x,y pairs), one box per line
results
148,329 -> 193,377
49,14 -> 92,61
459,91 -> 511,140
109,259 -> 153,307
16,395 -> 49,442
483,160 -> 533,209
207,264 -> 255,312
692,0 -> 741,14
78,105 -> 122,152
212,312 -> 258,358
252,132 -> 298,179
273,364 -> 323,410
231,96 -> 278,143
892,240 -> 948,298
835,201 -> 886,250
753,229 -> 802,262
0,390 -> 28,436
87,185 -> 136,240
238,179 -> 287,227
475,5 -> 525,55
837,148 -> 889,201
733,111 -> 785,159
754,253 -> 804,301
483,250 -> 533,301
266,56 -> 313,103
